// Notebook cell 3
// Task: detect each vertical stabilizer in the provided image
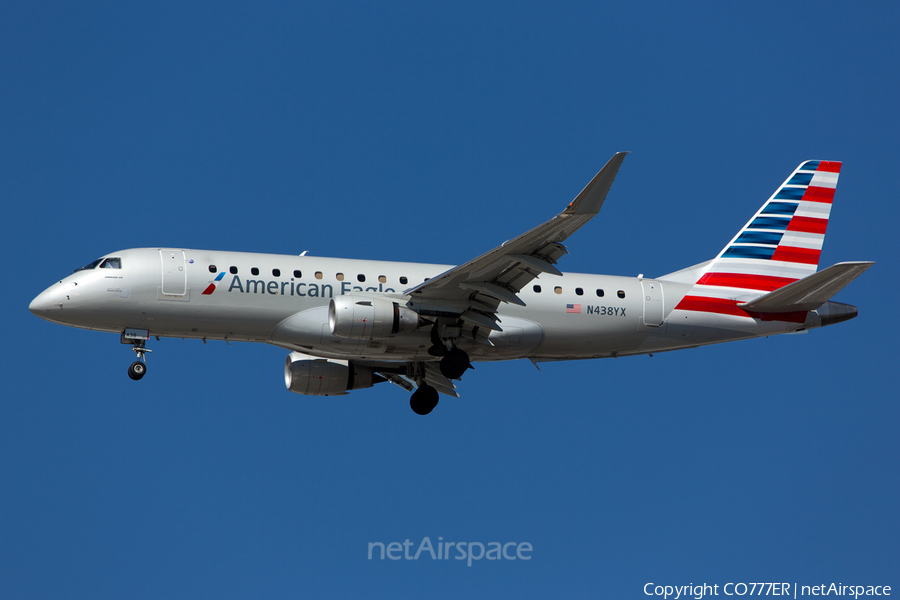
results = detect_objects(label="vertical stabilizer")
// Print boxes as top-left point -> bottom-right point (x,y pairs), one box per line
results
675,160 -> 840,318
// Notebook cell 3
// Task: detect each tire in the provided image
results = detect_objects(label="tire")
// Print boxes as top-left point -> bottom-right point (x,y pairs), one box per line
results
128,361 -> 146,381
439,348 -> 470,379
410,386 -> 439,415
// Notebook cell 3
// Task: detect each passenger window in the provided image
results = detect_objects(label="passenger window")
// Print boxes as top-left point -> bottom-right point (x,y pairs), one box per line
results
357,274 -> 365,282
533,285 -> 541,293
230,266 -> 238,274
400,276 -> 408,284
336,273 -> 345,281
378,275 -> 386,283
251,267 -> 259,276
315,272 -> 323,280
617,290 -> 625,298
554,286 -> 563,294
100,257 -> 121,269
575,287 -> 583,296
272,269 -> 281,277
293,270 -> 302,278
209,265 -> 217,273
596,289 -> 604,297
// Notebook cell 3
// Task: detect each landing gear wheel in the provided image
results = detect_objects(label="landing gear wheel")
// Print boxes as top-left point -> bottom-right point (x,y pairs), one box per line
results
410,385 -> 439,415
128,361 -> 146,381
440,348 -> 470,379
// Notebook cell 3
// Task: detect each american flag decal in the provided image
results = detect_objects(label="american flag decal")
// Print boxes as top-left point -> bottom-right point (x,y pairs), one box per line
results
566,304 -> 581,313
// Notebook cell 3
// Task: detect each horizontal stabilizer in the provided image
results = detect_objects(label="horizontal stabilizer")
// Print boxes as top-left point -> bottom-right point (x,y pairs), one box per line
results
738,261 -> 874,313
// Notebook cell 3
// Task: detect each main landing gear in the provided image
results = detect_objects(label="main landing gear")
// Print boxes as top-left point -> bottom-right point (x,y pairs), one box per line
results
410,385 -> 439,415
440,348 -> 471,380
428,324 -> 472,381
406,345 -> 471,416
126,339 -> 151,381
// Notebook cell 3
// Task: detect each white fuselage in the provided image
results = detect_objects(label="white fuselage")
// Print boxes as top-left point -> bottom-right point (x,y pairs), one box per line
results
29,247 -> 807,364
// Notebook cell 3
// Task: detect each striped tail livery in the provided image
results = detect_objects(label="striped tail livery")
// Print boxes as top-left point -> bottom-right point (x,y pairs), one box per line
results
673,160 -> 871,323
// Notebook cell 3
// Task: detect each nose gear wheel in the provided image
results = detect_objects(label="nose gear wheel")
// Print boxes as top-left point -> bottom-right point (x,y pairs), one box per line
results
128,361 -> 146,380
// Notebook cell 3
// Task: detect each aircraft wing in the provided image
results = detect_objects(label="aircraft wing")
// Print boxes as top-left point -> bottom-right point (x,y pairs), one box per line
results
403,152 -> 627,331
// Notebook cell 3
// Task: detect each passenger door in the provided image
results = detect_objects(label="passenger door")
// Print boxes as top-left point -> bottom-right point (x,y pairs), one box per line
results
159,249 -> 187,297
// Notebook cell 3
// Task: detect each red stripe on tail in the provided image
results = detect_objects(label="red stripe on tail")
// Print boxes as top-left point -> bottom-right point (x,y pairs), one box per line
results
675,296 -> 807,323
771,246 -> 821,265
787,216 -> 828,234
802,186 -> 835,203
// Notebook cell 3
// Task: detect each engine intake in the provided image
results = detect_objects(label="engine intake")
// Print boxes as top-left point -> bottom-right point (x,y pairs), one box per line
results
284,352 -> 383,396
328,294 -> 420,340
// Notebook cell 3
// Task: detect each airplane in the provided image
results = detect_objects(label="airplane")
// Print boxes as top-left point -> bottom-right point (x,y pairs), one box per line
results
29,153 -> 873,415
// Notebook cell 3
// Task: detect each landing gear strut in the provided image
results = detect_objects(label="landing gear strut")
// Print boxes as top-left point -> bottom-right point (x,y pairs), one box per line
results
126,339 -> 151,381
410,385 -> 439,415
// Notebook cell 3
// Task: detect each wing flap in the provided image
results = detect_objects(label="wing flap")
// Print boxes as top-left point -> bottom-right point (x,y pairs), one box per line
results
423,364 -> 461,397
738,261 -> 874,313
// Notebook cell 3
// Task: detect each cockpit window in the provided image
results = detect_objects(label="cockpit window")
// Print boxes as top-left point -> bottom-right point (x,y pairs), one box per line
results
74,258 -> 104,272
100,257 -> 121,269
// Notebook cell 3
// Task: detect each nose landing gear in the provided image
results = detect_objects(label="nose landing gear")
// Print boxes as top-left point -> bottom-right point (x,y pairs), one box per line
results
126,339 -> 151,381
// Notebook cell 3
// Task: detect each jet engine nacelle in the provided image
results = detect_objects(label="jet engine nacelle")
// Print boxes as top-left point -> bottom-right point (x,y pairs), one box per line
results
284,352 -> 382,396
328,294 -> 420,340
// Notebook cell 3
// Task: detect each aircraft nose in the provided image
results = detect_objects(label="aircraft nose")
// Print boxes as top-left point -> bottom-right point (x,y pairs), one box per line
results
29,289 -> 52,315
29,286 -> 60,317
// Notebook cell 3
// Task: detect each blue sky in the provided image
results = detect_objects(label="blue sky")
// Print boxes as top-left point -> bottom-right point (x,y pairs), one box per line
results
2,2 -> 897,598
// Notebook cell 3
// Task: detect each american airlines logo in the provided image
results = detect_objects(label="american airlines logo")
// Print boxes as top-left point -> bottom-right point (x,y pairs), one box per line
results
201,272 -> 226,295
203,274 -> 396,298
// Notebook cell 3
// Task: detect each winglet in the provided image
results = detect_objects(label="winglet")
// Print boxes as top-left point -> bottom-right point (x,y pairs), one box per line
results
563,152 -> 628,216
